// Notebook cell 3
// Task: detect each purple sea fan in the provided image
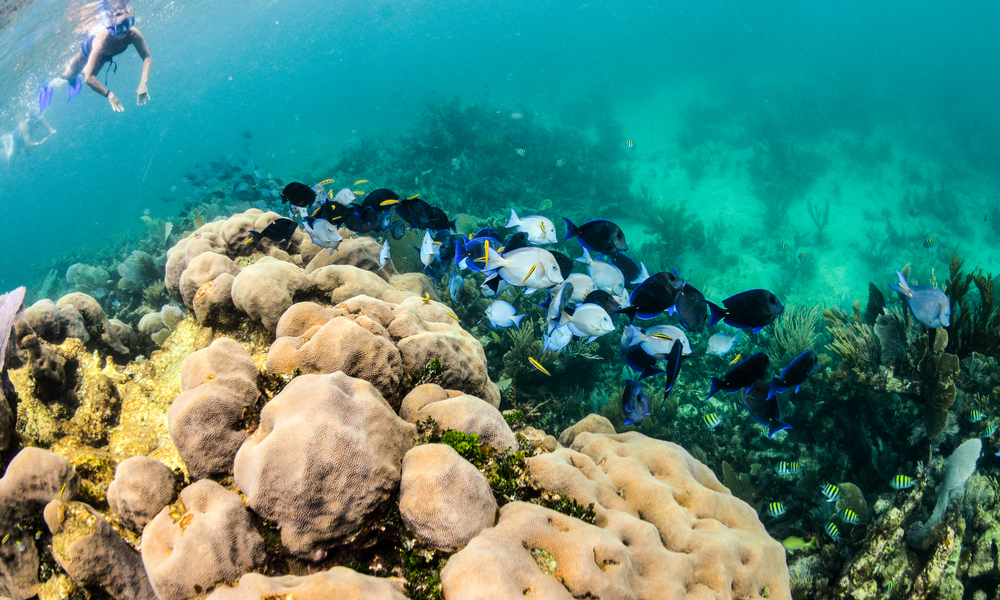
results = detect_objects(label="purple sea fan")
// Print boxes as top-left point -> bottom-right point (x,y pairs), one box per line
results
0,286 -> 26,371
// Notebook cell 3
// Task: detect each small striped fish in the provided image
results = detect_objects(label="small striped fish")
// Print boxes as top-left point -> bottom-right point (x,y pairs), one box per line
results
840,508 -> 861,525
821,483 -> 842,502
775,461 -> 802,476
889,475 -> 915,490
515,148 -> 526,157
825,522 -> 841,542
969,410 -> 986,423
984,423 -> 998,438
703,413 -> 723,429
765,502 -> 786,517
625,139 -> 635,148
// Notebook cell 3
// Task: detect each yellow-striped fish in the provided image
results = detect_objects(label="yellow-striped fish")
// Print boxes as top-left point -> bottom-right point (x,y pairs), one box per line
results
625,139 -> 635,148
729,353 -> 742,365
969,409 -> 986,422
777,242 -> 789,250
775,461 -> 802,476
317,178 -> 335,186
821,483 -> 842,502
825,522 -> 841,542
909,208 -> 920,216
353,190 -> 366,195
406,193 -> 421,199
889,475 -> 915,490
354,179 -> 369,185
529,357 -> 550,376
515,148 -> 526,157
703,413 -> 723,429
841,508 -> 861,525
923,237 -> 935,248
765,502 -> 786,517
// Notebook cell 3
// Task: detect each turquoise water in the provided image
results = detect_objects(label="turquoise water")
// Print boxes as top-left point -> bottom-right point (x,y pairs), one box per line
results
3,1 -> 1000,595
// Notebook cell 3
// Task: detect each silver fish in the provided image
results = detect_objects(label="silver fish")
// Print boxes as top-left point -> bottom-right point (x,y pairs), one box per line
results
485,300 -> 524,328
542,323 -> 574,353
484,247 -> 563,291
420,231 -> 441,268
889,271 -> 951,328
506,209 -> 557,245
544,282 -> 574,333
576,247 -> 625,296
706,331 -> 742,356
379,239 -> 391,270
564,273 -> 596,304
449,274 -> 465,303
626,324 -> 692,358
303,218 -> 343,254
333,188 -> 356,206
481,273 -> 508,299
561,303 -> 615,341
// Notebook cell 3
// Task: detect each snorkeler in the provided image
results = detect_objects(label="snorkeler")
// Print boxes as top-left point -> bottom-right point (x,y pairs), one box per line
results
2,112 -> 57,165
41,1 -> 151,113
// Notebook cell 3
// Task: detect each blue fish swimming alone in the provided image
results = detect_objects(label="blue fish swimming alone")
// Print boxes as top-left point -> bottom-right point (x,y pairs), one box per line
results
622,379 -> 650,425
889,271 -> 950,328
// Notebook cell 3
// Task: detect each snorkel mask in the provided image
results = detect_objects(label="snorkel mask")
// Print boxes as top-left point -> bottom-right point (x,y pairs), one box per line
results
102,3 -> 134,37
107,14 -> 134,36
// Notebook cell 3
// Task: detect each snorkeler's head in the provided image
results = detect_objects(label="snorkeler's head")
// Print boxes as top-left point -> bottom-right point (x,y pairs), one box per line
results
101,1 -> 134,36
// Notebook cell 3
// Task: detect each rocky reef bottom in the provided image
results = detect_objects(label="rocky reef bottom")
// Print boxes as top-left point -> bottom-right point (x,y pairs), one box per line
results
0,210 -> 791,600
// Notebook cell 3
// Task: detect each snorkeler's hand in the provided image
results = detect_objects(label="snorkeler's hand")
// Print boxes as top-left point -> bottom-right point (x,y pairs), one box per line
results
107,92 -> 124,112
137,83 -> 150,106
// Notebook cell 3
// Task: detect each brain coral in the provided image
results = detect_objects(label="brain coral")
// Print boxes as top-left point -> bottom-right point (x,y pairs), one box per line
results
168,338 -> 261,479
231,258 -> 316,332
233,372 -> 416,558
455,430 -> 792,600
142,479 -> 266,600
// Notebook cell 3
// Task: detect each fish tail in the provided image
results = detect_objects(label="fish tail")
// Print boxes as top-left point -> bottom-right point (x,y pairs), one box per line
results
768,421 -> 792,438
639,367 -> 663,381
483,248 -> 506,271
511,314 -> 525,328
506,209 -> 520,228
454,240 -> 469,266
575,247 -> 591,265
614,305 -> 638,323
246,231 -> 262,245
767,378 -> 782,401
449,218 -> 457,233
706,377 -> 722,401
563,217 -> 580,240
625,326 -> 643,347
707,301 -> 725,327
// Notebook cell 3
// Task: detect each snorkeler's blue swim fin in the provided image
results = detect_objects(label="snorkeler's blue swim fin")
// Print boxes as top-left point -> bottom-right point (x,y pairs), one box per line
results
67,77 -> 82,101
39,85 -> 53,112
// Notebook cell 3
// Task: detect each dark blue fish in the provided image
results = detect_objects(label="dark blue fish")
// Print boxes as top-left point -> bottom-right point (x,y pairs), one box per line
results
617,271 -> 685,322
622,379 -> 650,425
708,289 -> 784,332
503,231 -> 530,254
247,218 -> 298,245
707,352 -> 770,400
361,188 -> 400,212
675,283 -> 708,332
582,290 -> 620,317
343,205 -> 380,233
312,199 -> 353,224
549,250 -> 575,280
389,219 -> 407,240
889,271 -> 951,328
742,381 -> 792,438
455,237 -> 502,272
426,206 -> 457,232
280,182 -> 318,208
563,218 -> 628,255
395,197 -> 434,229
473,227 -> 501,240
660,342 -> 683,410
449,274 -> 465,303
610,253 -> 641,287
768,350 -> 821,400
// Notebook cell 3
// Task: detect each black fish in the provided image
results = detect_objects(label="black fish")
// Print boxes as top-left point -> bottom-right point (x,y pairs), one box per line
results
549,250 -> 575,280
247,218 -> 298,245
396,197 -> 434,229
661,342 -> 683,408
390,219 -> 408,240
768,351 -> 820,400
563,218 -> 627,255
741,381 -> 792,438
281,182 -> 319,208
582,290 -> 620,317
617,271 -> 685,322
344,206 -> 380,233
707,352 -> 770,400
473,227 -> 501,240
611,253 -> 641,286
426,206 -> 457,232
620,326 -> 662,381
503,231 -> 530,254
362,188 -> 401,212
622,379 -> 650,425
311,199 -> 353,224
212,190 -> 226,199
240,173 -> 255,185
675,284 -> 708,332
708,289 -> 785,332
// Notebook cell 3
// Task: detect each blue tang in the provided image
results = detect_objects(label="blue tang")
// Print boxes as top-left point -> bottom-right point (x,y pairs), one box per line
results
889,271 -> 950,328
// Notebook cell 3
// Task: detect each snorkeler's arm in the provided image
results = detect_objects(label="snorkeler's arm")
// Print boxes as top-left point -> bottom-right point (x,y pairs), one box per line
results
81,36 -> 124,112
132,30 -> 151,105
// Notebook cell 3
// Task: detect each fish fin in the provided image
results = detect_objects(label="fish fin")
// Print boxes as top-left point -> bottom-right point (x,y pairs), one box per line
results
891,271 -> 912,297
706,377 -> 722,401
563,217 -> 579,240
524,288 -> 537,295
538,293 -> 552,310
246,231 -> 261,244
626,326 -> 644,347
707,302 -> 725,327
631,263 -> 650,285
449,218 -> 457,233
587,336 -> 597,343
767,378 -> 781,401
575,247 -> 592,265
511,314 -> 525,328
753,325 -> 765,333
614,305 -> 639,323
794,384 -> 801,393
667,305 -> 676,316
454,239 -> 469,266
329,248 -> 336,255
639,367 -> 663,381
506,209 -> 519,228
623,419 -> 633,426
483,248 -> 506,271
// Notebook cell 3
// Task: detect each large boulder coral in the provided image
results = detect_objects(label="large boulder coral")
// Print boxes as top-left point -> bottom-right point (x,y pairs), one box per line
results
481,430 -> 793,600
141,480 -> 266,600
55,292 -> 130,360
205,569 -> 408,600
305,235 -> 397,281
168,338 -> 262,479
0,448 -> 81,599
231,258 -> 316,332
179,252 -> 241,309
400,384 -> 516,451
106,456 -> 177,530
44,499 -> 157,600
399,443 -> 497,550
233,372 -> 416,558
